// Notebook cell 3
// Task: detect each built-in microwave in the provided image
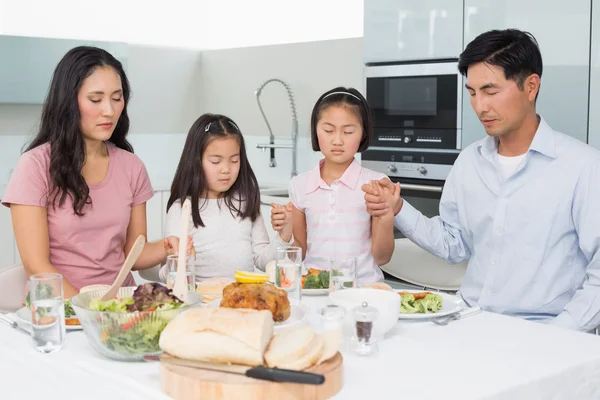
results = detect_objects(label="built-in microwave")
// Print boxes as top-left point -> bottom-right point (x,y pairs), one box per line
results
364,61 -> 462,151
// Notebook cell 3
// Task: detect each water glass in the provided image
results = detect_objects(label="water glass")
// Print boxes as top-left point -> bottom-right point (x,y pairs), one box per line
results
166,255 -> 196,292
329,257 -> 357,293
275,247 -> 302,303
30,273 -> 66,353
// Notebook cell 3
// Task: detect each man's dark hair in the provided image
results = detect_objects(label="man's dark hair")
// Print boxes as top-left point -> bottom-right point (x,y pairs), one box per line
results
458,29 -> 543,99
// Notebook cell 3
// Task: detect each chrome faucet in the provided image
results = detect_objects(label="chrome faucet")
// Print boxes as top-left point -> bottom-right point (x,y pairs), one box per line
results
255,78 -> 298,178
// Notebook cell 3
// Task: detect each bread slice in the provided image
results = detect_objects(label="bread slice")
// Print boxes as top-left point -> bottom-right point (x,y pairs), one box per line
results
317,329 -> 342,365
159,307 -> 274,366
278,334 -> 324,371
264,325 -> 315,368
196,277 -> 235,295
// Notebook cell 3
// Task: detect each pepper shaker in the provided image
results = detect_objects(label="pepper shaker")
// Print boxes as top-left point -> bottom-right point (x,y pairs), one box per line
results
351,301 -> 378,356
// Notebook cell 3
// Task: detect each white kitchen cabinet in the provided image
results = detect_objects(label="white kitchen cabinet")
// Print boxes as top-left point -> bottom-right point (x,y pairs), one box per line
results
461,0 -> 591,148
588,3 -> 600,150
363,0 -> 463,63
0,206 -> 15,269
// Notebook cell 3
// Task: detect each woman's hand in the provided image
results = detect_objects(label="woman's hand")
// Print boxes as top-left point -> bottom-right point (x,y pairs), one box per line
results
164,236 -> 196,259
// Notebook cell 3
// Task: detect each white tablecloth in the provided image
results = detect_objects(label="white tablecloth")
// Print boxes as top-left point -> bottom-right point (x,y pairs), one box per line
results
2,296 -> 600,400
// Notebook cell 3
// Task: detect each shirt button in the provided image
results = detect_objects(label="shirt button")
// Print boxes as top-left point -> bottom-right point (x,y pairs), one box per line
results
495,228 -> 501,234
491,260 -> 497,265
483,291 -> 489,297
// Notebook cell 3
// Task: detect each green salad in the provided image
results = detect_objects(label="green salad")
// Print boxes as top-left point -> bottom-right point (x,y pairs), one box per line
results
89,283 -> 184,355
303,270 -> 330,289
400,293 -> 443,314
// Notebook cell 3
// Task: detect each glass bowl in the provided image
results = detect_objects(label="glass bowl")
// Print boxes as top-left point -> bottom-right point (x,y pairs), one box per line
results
71,286 -> 202,361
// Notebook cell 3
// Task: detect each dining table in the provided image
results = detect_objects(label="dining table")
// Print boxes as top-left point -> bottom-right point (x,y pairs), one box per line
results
2,292 -> 600,400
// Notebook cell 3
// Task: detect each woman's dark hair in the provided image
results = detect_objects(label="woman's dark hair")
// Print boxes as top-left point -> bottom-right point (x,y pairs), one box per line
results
27,46 -> 133,216
310,86 -> 373,152
167,113 -> 260,228
458,29 -> 543,100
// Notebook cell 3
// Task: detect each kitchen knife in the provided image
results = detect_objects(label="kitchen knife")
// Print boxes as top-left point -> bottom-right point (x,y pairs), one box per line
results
159,354 -> 325,385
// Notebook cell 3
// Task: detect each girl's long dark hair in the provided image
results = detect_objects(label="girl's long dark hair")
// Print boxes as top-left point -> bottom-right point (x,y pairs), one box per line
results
27,46 -> 133,216
167,114 -> 260,228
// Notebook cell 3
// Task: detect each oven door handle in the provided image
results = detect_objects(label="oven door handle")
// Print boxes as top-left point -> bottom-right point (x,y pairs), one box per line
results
400,183 -> 443,193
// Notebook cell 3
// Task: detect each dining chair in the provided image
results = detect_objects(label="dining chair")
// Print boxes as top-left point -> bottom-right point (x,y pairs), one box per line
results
0,264 -> 27,312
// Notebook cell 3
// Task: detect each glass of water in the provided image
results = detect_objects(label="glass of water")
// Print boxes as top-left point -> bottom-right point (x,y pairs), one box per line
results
30,273 -> 66,353
166,255 -> 196,291
329,257 -> 357,293
275,247 -> 302,303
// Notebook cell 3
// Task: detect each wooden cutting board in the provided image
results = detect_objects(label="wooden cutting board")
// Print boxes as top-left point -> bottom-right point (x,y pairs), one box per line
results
160,352 -> 343,400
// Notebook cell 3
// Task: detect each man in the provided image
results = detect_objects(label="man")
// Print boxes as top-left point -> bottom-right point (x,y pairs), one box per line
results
364,29 -> 600,332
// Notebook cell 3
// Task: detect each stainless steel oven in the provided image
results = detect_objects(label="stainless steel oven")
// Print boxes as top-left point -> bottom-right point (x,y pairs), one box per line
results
364,61 -> 462,150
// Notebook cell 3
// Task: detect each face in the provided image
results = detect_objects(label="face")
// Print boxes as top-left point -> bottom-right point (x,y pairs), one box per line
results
465,62 -> 538,138
77,66 -> 125,143
316,105 -> 363,165
202,136 -> 241,198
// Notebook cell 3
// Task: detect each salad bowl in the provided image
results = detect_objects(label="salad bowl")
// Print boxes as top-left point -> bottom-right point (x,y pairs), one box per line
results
71,283 -> 202,361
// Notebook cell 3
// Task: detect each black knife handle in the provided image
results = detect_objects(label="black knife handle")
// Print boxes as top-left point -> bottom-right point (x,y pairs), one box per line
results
246,366 -> 325,385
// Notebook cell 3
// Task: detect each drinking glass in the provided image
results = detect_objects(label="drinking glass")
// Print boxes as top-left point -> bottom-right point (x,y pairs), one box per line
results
30,273 -> 66,353
166,255 -> 196,292
275,247 -> 303,303
329,257 -> 357,293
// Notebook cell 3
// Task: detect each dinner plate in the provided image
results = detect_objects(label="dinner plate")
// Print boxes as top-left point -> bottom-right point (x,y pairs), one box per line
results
15,307 -> 83,331
396,290 -> 464,320
301,288 -> 329,296
206,300 -> 308,331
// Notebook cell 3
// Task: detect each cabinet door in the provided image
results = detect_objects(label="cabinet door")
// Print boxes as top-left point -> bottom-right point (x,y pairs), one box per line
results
588,3 -> 600,150
0,206 -> 15,269
364,0 -> 463,63
462,0 -> 591,148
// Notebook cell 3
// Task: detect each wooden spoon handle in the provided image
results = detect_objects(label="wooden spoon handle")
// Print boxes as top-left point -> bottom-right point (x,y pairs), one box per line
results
100,235 -> 146,301
173,199 -> 192,301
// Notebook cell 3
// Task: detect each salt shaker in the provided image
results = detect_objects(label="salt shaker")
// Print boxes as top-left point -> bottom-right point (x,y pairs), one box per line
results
352,301 -> 378,356
318,304 -> 346,331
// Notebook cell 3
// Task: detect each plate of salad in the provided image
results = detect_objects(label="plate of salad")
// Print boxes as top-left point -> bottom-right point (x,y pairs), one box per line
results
301,268 -> 330,295
16,287 -> 82,330
396,290 -> 464,319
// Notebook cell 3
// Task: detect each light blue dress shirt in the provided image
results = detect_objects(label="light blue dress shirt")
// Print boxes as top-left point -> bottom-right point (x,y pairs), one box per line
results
394,117 -> 600,331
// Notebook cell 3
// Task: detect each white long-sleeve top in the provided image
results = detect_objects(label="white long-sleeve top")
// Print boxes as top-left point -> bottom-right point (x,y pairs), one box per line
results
161,198 -> 292,282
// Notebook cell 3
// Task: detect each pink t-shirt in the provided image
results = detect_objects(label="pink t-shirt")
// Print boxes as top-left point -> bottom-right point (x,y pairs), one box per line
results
2,142 -> 154,290
289,158 -> 386,285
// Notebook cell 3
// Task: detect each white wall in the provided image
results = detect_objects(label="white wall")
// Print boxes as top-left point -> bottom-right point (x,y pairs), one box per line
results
0,0 -> 363,50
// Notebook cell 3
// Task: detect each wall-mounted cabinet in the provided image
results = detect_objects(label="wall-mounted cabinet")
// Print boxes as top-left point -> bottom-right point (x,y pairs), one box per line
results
461,0 -> 591,148
0,35 -> 128,104
363,0 -> 463,64
588,2 -> 600,150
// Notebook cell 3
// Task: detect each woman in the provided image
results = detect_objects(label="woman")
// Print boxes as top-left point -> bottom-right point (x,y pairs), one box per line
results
2,46 -> 188,298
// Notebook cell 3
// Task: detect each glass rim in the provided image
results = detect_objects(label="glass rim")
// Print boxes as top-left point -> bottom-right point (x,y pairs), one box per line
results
166,254 -> 193,260
277,246 -> 302,252
30,272 -> 63,282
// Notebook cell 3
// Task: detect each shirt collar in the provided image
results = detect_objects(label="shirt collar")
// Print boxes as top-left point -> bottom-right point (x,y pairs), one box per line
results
477,115 -> 556,159
304,158 -> 362,194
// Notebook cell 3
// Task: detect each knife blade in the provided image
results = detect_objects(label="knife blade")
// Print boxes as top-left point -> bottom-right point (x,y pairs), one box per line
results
159,354 -> 325,385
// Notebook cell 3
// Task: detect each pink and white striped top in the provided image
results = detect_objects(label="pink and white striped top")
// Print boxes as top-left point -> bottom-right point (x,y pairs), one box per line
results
289,158 -> 386,285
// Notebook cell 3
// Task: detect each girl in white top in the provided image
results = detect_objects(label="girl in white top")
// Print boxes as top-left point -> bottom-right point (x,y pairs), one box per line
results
272,87 -> 395,285
161,113 -> 293,282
